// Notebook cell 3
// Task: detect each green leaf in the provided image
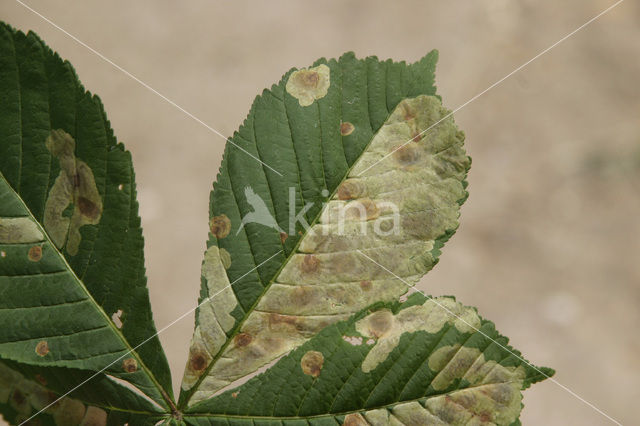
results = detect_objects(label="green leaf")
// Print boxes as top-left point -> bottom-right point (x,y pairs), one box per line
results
185,294 -> 553,425
0,360 -> 164,425
0,22 -> 173,414
179,53 -> 456,406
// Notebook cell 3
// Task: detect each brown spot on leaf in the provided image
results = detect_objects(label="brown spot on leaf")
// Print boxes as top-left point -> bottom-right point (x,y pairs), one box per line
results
190,351 -> 208,371
346,199 -> 379,221
340,122 -> 355,136
28,245 -> 42,262
268,313 -> 304,333
300,350 -> 324,378
122,358 -> 137,373
301,254 -> 320,273
232,392 -> 238,398
367,310 -> 394,338
360,280 -> 372,291
337,180 -> 364,200
393,143 -> 421,165
35,341 -> 49,357
77,196 -> 100,219
300,71 -> 320,87
210,214 -> 231,239
234,332 -> 253,347
280,232 -> 288,243
343,413 -> 368,426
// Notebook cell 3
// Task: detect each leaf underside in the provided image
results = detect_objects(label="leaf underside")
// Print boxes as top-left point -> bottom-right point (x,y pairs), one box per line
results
0,20 -> 553,426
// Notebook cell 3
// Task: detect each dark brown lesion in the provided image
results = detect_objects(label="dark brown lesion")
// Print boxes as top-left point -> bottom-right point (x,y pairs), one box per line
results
340,121 -> 355,136
122,358 -> 138,373
234,332 -> 253,347
189,353 -> 207,372
296,70 -> 320,88
337,180 -> 363,200
28,245 -> 42,262
77,196 -> 100,220
301,254 -> 320,273
393,143 -> 421,165
35,340 -> 49,357
210,214 -> 231,239
300,350 -> 324,378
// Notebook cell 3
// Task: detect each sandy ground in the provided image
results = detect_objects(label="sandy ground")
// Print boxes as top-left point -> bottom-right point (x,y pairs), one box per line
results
1,1 -> 638,424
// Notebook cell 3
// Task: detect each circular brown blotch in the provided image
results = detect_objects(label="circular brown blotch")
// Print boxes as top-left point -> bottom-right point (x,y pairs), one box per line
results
367,310 -> 394,338
234,332 -> 253,347
77,196 -> 100,219
340,122 -> 355,136
35,340 -> 49,357
231,392 -> 238,398
190,352 -> 208,371
122,358 -> 138,373
301,254 -> 320,273
28,245 -> 43,262
393,144 -> 421,165
300,350 -> 324,378
346,198 -> 379,221
343,413 -> 368,426
280,232 -> 288,244
295,70 -> 320,88
337,180 -> 364,200
210,214 -> 231,239
359,280 -> 372,291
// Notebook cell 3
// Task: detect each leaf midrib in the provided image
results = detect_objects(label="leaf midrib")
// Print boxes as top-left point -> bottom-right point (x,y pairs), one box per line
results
0,170 -> 174,412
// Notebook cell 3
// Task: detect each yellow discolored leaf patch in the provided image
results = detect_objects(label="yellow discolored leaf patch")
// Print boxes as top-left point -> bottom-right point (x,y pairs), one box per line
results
355,298 -> 481,373
286,64 -> 330,106
0,217 -> 43,244
43,129 -> 103,256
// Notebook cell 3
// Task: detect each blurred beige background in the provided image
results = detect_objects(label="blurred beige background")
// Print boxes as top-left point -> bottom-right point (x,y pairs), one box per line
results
1,0 -> 638,424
